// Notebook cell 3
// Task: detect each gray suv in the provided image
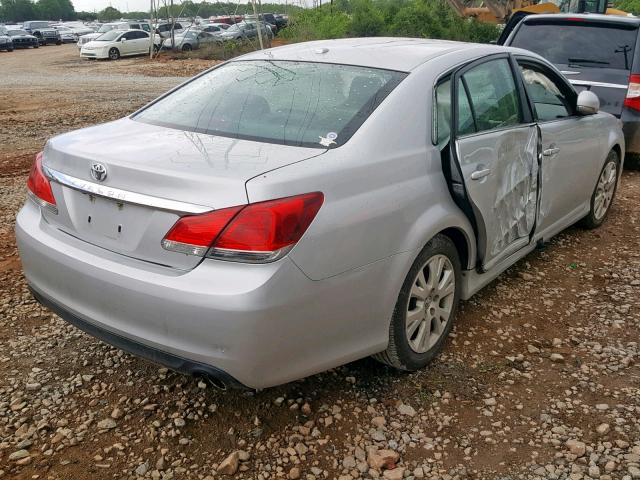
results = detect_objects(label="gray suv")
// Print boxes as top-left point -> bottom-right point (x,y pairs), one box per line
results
23,20 -> 61,45
503,14 -> 640,159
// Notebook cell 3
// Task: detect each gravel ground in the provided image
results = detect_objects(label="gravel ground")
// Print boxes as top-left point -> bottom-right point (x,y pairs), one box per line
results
1,46 -> 639,480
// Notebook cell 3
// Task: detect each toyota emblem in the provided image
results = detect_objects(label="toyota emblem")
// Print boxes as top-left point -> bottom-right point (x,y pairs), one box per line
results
90,162 -> 107,182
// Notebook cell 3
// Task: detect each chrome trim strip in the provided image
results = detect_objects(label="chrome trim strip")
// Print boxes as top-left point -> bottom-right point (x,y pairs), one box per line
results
568,79 -> 628,90
560,70 -> 581,75
43,166 -> 213,214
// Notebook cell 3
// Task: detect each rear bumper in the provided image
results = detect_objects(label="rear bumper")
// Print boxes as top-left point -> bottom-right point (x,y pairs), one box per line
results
621,110 -> 640,155
29,285 -> 247,389
16,200 -> 397,389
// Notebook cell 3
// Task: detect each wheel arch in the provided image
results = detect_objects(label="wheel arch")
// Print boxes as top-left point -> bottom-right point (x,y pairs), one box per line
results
439,227 -> 472,271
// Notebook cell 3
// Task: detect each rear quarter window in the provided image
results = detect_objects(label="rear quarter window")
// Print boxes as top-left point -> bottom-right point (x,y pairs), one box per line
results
510,21 -> 638,70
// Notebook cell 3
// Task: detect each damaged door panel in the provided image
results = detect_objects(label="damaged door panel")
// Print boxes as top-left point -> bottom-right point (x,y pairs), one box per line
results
456,125 -> 539,271
451,55 -> 539,272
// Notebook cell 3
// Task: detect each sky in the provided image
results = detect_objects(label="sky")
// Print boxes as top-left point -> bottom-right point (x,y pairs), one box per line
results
72,0 -> 302,13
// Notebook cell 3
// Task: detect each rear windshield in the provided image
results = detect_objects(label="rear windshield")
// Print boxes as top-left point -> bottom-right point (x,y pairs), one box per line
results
134,60 -> 406,149
510,21 -> 638,70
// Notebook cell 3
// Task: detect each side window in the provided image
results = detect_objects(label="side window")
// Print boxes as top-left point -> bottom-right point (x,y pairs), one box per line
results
135,31 -> 148,39
433,78 -> 451,146
519,64 -> 571,122
141,24 -> 150,32
175,23 -> 183,29
130,24 -> 140,30
121,32 -> 133,40
457,79 -> 476,136
457,58 -> 521,135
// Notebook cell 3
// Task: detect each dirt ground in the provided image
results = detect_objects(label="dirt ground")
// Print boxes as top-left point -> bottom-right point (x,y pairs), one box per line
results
0,45 -> 639,480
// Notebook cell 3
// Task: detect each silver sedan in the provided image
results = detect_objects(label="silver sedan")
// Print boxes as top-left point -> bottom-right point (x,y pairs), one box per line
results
16,38 -> 624,389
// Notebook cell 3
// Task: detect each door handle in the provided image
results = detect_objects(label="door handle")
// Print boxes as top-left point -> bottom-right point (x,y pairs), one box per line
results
470,169 -> 491,180
543,147 -> 560,156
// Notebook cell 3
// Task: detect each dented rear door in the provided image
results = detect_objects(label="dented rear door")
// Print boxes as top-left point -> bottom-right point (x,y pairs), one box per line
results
453,56 -> 539,272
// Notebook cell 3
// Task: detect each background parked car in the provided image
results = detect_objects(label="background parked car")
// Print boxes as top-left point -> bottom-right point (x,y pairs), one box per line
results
218,21 -> 273,42
78,21 -> 152,48
503,14 -> 640,158
23,20 -> 61,45
162,30 -> 218,51
6,29 -> 39,49
52,25 -> 78,43
81,29 -> 159,60
0,32 -> 13,51
155,22 -> 185,39
201,23 -> 229,34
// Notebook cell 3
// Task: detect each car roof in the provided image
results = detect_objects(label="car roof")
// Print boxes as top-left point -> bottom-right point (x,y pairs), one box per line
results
522,13 -> 640,25
237,37 -> 525,72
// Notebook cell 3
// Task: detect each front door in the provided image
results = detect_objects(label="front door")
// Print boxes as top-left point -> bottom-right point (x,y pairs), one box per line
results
514,57 -> 602,239
453,56 -> 539,272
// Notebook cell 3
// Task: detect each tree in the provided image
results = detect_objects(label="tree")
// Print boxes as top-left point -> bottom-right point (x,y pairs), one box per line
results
76,10 -> 98,21
98,5 -> 122,21
36,0 -> 76,20
0,0 -> 38,21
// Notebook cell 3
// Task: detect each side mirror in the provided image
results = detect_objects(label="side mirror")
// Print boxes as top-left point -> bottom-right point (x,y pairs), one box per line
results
120,37 -> 126,42
576,90 -> 600,115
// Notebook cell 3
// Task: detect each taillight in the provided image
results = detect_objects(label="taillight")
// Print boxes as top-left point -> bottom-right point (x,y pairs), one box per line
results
27,152 -> 57,214
624,74 -> 640,111
162,192 -> 324,263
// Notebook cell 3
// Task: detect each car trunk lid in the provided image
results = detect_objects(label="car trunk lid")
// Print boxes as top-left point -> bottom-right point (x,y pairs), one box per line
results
41,118 -> 325,270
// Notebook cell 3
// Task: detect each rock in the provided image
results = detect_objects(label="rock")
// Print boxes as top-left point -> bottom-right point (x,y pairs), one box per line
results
397,403 -> 416,417
550,353 -> 565,363
372,416 -> 386,428
97,418 -> 117,430
295,442 -> 308,456
9,450 -> 30,461
111,407 -> 123,419
301,403 -> 312,415
237,450 -> 250,462
383,467 -> 405,480
596,423 -> 610,435
566,439 -> 587,457
367,448 -> 400,471
629,466 -> 640,479
174,418 -> 186,428
135,462 -> 149,476
288,467 -> 301,479
595,403 -> 609,411
343,456 -> 357,469
527,344 -> 540,354
217,451 -> 239,475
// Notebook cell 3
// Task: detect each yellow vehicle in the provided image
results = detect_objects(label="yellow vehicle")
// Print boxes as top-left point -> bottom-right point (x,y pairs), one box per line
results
448,0 -> 628,25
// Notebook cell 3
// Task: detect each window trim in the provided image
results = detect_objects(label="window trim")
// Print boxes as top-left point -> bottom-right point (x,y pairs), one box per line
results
452,53 -> 533,140
513,55 -> 579,124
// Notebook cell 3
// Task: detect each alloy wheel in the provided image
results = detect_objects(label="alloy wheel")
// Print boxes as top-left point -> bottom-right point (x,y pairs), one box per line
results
406,254 -> 456,354
594,161 -> 617,220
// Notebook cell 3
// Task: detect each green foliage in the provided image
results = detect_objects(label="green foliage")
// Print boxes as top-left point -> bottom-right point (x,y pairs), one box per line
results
281,8 -> 351,41
0,0 -> 38,21
75,11 -> 97,21
98,6 -> 122,22
285,0 -> 501,44
613,0 -> 640,14
36,0 -> 74,20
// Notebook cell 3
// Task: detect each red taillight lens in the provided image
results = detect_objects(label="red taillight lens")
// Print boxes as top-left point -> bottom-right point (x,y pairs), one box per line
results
27,152 -> 57,212
162,192 -> 324,263
162,206 -> 243,256
624,74 -> 640,111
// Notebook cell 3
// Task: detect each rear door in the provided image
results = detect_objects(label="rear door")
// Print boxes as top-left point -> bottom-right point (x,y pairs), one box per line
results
506,18 -> 639,117
131,30 -> 149,54
452,55 -> 539,272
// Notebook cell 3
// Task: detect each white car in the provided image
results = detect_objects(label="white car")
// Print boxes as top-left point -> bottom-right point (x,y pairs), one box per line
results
80,29 -> 158,60
52,26 -> 77,43
77,21 -> 152,49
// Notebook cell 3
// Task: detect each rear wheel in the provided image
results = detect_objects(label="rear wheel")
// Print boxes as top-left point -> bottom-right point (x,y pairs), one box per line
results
108,47 -> 120,60
581,150 -> 619,229
182,43 -> 192,52
33,43 -> 39,49
373,234 -> 461,370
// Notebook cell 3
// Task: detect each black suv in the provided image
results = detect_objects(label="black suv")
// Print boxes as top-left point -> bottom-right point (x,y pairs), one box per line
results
503,14 -> 640,158
23,20 -> 61,45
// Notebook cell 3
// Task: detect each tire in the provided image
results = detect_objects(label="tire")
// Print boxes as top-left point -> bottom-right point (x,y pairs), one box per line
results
581,149 -> 620,229
373,234 -> 461,371
8,48 -> 13,52
182,44 -> 192,52
108,47 -> 120,60
34,44 -> 39,49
